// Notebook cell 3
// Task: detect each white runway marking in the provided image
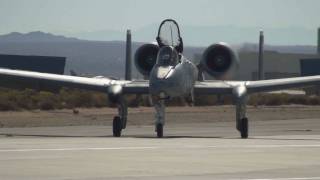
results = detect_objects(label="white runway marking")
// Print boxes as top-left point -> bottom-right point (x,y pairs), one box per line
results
246,177 -> 320,180
203,144 -> 320,148
1,144 -> 320,152
0,146 -> 159,152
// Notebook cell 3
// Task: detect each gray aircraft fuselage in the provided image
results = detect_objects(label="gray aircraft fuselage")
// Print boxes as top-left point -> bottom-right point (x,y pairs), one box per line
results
149,46 -> 198,99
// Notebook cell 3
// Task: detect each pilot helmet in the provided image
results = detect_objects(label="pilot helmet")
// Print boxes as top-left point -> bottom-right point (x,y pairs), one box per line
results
157,46 -> 179,66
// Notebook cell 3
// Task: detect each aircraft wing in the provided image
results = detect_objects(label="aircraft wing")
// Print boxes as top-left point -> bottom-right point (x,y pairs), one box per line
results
0,68 -> 149,94
2,68 -> 320,96
245,76 -> 320,93
194,80 -> 240,94
195,75 -> 320,95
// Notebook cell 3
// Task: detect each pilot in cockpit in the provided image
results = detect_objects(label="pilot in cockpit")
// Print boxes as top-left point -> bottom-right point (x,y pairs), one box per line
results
156,46 -> 179,66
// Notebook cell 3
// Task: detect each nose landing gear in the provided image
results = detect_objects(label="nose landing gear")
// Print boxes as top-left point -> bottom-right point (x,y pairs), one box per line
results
153,96 -> 166,138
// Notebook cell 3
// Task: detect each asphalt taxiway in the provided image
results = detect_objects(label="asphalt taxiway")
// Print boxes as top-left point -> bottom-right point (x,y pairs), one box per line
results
1,106 -> 320,179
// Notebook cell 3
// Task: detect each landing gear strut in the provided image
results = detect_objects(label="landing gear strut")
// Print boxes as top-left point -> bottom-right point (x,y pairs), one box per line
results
234,85 -> 249,139
156,123 -> 163,138
185,89 -> 195,106
239,117 -> 248,138
112,97 -> 128,137
153,97 -> 165,138
113,116 -> 122,137
236,101 -> 248,139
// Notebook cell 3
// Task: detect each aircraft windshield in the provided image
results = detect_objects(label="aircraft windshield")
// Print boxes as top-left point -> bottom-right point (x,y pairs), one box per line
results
156,46 -> 179,66
157,19 -> 183,53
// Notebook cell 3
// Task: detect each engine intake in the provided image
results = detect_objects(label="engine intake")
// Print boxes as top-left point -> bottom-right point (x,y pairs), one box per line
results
201,43 -> 239,79
134,44 -> 159,76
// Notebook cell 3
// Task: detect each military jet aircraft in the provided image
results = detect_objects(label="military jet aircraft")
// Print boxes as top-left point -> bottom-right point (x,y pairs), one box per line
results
1,19 -> 320,138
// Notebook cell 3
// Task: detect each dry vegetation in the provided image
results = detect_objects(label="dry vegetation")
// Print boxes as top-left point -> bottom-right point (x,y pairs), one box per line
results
0,87 -> 319,111
0,88 -> 108,111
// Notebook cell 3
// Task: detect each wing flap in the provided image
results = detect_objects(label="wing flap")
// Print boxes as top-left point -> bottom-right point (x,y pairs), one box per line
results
123,80 -> 149,94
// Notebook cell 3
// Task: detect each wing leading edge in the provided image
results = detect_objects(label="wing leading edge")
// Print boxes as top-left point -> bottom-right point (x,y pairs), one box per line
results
245,76 -> 320,93
195,75 -> 320,95
0,68 -> 149,94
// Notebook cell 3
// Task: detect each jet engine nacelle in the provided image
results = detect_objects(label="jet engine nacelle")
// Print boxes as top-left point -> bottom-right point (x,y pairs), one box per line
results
201,42 -> 239,80
134,43 -> 159,77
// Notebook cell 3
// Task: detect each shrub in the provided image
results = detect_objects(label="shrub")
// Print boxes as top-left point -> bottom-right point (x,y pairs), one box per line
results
0,94 -> 18,111
0,87 -> 319,111
36,91 -> 59,110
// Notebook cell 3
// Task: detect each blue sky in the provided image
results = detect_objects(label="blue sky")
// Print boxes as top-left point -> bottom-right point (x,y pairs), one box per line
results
0,0 -> 319,45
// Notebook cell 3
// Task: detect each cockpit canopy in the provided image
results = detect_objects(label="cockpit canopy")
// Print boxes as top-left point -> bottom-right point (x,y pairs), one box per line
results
156,46 -> 179,66
156,19 -> 183,53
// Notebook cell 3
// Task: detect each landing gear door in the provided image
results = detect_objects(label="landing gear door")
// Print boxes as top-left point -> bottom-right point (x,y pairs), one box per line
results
156,19 -> 183,53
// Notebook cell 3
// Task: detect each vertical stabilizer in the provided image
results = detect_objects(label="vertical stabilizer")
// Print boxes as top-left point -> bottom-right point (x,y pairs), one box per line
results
258,30 -> 264,80
317,27 -> 320,55
125,30 -> 132,80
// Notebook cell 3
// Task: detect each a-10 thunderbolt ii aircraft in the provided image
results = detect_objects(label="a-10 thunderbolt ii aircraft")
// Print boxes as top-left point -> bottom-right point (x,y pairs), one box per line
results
1,19 -> 320,138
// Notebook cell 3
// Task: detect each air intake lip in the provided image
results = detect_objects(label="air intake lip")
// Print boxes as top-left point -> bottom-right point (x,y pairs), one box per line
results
200,42 -> 239,80
134,44 -> 159,76
204,45 -> 232,73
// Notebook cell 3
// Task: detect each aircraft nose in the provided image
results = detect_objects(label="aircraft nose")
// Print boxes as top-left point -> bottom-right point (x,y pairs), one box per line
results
149,65 -> 180,98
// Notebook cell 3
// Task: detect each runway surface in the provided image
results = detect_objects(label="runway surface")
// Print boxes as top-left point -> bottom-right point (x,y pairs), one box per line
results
1,106 -> 320,179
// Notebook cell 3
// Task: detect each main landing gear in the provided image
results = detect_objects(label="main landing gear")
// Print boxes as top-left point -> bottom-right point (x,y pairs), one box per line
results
234,85 -> 249,139
112,97 -> 128,137
156,123 -> 163,138
113,116 -> 122,137
236,97 -> 249,139
239,117 -> 248,139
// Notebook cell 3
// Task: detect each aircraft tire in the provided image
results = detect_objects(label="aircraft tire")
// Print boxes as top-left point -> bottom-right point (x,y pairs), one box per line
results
113,116 -> 122,137
156,123 -> 163,138
240,117 -> 248,139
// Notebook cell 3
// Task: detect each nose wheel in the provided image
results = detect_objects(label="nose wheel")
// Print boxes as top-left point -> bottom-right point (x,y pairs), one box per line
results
156,123 -> 163,138
153,96 -> 165,138
113,116 -> 122,137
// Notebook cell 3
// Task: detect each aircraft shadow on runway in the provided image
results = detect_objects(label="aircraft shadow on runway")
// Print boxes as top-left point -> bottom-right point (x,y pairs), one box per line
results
1,133 -> 320,141
0,133 -> 228,139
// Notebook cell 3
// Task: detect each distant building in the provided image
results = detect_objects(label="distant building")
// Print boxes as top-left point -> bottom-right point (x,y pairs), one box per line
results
0,54 -> 66,91
300,58 -> 320,95
0,54 -> 65,74
251,72 -> 299,80
318,27 -> 320,55
300,58 -> 320,77
239,51 -> 319,80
